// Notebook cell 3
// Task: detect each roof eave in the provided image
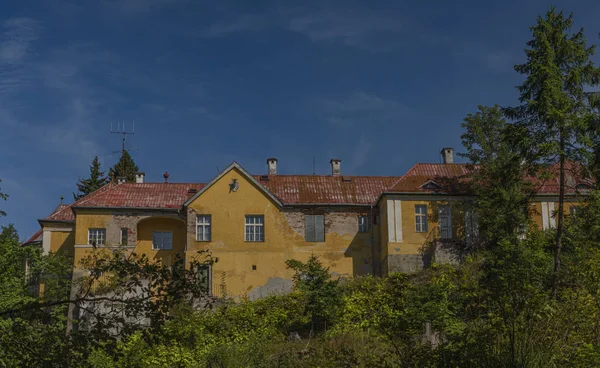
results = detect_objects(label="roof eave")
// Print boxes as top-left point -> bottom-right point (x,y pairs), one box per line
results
71,206 -> 181,211
284,203 -> 375,207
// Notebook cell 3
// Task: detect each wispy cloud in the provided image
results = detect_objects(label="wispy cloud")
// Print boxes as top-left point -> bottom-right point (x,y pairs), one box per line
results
197,3 -> 411,51
202,14 -> 267,37
0,18 -> 41,65
286,9 -> 406,52
319,90 -> 411,127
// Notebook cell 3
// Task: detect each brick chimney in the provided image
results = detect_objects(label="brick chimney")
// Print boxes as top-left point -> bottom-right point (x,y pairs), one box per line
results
441,148 -> 454,164
135,172 -> 145,184
330,158 -> 341,176
267,158 -> 278,175
117,177 -> 127,184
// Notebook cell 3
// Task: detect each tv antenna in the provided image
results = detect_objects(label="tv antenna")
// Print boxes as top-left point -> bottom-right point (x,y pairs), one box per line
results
110,121 -> 138,154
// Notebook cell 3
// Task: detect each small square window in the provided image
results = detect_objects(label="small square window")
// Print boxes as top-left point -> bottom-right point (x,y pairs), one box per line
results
358,216 -> 369,233
152,231 -> 173,250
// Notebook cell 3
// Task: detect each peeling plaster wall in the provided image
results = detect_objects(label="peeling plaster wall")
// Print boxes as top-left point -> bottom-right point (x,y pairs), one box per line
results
186,168 -> 376,299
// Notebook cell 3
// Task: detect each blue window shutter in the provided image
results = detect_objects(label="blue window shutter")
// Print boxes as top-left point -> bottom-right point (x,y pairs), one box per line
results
306,215 -> 315,242
315,215 -> 325,242
153,232 -> 160,249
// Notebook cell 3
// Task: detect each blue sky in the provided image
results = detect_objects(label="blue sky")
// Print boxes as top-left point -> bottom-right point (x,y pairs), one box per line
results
1,0 -> 600,238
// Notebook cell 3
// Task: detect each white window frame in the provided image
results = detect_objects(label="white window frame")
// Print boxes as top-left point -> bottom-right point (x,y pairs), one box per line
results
245,215 -> 264,242
415,205 -> 428,233
358,216 -> 369,233
88,228 -> 106,246
196,215 -> 212,242
152,231 -> 173,250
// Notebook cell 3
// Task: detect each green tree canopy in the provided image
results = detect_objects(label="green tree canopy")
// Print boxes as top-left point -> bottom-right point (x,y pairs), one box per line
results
109,151 -> 139,183
73,156 -> 110,200
504,7 -> 600,296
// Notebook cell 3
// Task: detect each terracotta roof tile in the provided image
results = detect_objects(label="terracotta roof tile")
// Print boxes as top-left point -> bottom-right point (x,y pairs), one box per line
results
254,175 -> 401,204
42,203 -> 75,221
388,164 -> 472,193
72,182 -> 205,209
22,228 -> 42,246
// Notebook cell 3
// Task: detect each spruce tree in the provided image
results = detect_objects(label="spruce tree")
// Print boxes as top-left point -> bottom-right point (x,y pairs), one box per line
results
505,7 -> 600,297
109,151 -> 139,183
0,178 -> 7,217
73,156 -> 109,200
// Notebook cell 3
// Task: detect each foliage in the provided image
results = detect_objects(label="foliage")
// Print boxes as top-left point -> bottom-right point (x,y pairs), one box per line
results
286,255 -> 341,333
0,178 -> 7,217
505,6 -> 600,296
461,105 -> 536,246
108,151 -> 139,183
73,156 -> 110,200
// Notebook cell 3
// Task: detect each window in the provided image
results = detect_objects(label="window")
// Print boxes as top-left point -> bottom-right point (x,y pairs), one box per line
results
305,215 -> 325,242
88,228 -> 106,246
415,205 -> 428,233
197,264 -> 212,295
152,231 -> 173,250
196,215 -> 211,241
438,206 -> 452,239
569,206 -> 577,216
120,228 -> 128,246
245,215 -> 264,242
358,216 -> 369,233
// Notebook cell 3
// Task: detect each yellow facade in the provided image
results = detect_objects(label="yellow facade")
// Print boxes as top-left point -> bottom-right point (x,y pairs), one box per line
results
186,167 -> 371,298
31,160 -> 587,301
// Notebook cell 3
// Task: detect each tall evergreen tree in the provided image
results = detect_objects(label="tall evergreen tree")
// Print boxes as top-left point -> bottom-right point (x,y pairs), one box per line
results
505,7 -> 600,297
109,151 -> 139,183
73,156 -> 109,200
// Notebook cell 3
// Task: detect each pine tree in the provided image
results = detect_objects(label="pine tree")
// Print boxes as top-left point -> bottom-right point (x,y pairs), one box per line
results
505,7 -> 600,297
0,178 -> 7,217
73,156 -> 109,200
109,151 -> 139,183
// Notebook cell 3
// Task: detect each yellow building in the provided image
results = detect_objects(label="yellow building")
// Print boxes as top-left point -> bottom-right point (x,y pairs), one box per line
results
24,149 -> 591,300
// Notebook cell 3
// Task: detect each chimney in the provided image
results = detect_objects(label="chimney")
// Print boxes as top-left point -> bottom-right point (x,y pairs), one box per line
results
441,148 -> 454,164
117,177 -> 127,184
163,171 -> 170,183
135,172 -> 145,184
267,158 -> 278,175
330,158 -> 341,176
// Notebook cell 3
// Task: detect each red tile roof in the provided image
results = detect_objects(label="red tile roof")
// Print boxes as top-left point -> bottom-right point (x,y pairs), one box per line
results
254,175 -> 401,205
22,228 -> 42,246
72,182 -> 206,209
41,203 -> 75,222
388,164 -> 472,193
387,162 -> 594,195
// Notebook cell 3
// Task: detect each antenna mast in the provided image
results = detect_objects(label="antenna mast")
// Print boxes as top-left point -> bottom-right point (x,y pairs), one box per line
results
110,121 -> 136,154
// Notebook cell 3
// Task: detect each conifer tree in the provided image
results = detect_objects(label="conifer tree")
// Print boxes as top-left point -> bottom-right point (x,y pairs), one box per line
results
0,178 -> 7,217
109,151 -> 139,183
73,156 -> 109,200
505,7 -> 600,297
